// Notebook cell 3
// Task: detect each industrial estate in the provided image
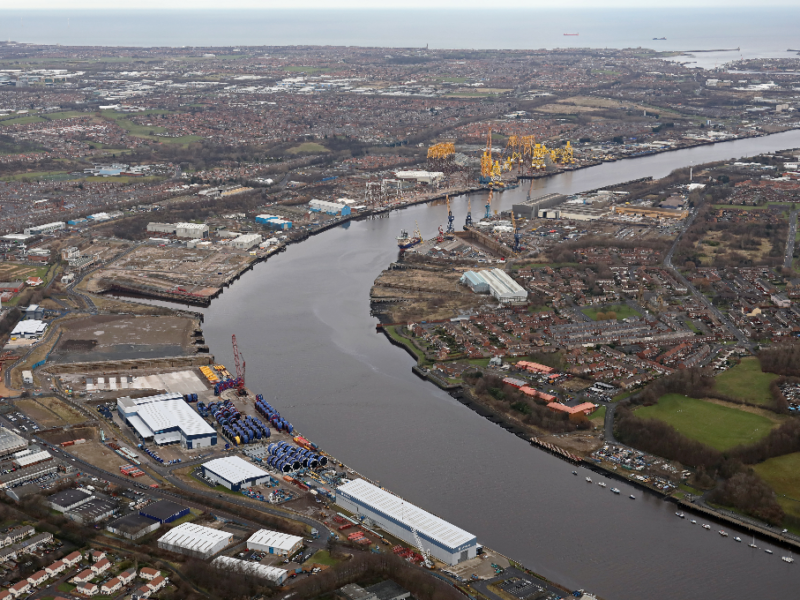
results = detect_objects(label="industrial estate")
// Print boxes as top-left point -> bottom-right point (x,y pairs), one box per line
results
2,33 -> 800,600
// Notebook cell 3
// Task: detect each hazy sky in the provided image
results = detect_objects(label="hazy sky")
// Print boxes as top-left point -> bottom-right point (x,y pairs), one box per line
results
2,0 -> 795,8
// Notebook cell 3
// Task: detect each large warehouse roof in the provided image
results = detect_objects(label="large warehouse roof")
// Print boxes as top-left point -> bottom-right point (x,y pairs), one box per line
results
337,479 -> 475,551
0,428 -> 27,456
118,393 -> 215,439
203,456 -> 268,485
248,529 -> 303,553
158,523 -> 231,554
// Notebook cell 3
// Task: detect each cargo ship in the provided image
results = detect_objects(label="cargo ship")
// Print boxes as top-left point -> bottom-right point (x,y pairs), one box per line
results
653,37 -> 667,41
396,223 -> 422,250
563,33 -> 579,36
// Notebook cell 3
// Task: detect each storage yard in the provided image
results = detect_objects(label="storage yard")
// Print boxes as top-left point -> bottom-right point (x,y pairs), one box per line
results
80,244 -> 258,303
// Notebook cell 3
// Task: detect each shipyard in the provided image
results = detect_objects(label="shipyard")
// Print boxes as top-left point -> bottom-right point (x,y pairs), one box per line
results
2,26 -> 800,600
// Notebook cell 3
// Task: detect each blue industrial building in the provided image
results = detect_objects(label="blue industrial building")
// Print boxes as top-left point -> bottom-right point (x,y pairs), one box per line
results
139,499 -> 190,524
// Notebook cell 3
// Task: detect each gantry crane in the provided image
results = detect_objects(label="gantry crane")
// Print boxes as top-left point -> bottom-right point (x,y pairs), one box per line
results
479,128 -> 493,184
446,195 -> 454,234
232,334 -> 246,396
465,197 -> 473,228
485,189 -> 493,219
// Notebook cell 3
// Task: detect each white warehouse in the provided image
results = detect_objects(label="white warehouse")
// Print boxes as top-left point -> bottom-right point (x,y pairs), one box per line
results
24,221 -> 65,236
247,529 -> 303,556
212,556 -> 288,585
231,233 -> 262,250
336,479 -> 478,565
460,269 -> 527,303
201,456 -> 270,491
158,523 -> 233,559
117,392 -> 217,449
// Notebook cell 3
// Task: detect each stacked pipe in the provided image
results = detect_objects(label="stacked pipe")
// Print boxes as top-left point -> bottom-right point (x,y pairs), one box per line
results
254,394 -> 294,434
214,377 -> 242,396
206,399 -> 271,446
265,441 -> 327,473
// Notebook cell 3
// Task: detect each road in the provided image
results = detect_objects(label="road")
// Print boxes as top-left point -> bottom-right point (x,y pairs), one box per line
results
663,209 -> 752,349
785,209 -> 798,269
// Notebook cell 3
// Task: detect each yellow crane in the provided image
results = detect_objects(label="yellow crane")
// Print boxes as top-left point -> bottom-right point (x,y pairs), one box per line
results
480,128 -> 494,182
427,142 -> 455,160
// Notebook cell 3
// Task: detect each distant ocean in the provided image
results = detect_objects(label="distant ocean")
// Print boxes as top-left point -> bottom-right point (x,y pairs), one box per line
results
2,8 -> 800,68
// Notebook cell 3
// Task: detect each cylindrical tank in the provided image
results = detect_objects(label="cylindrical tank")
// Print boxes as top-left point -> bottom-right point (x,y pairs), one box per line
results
262,428 -> 271,439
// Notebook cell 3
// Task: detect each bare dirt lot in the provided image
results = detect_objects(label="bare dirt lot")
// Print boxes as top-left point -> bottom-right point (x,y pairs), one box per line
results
16,396 -> 85,427
65,440 -> 156,486
49,314 -> 198,363
82,245 -> 254,297
371,264 -> 487,322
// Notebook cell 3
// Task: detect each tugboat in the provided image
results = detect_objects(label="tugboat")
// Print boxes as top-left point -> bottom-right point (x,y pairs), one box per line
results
396,223 -> 422,250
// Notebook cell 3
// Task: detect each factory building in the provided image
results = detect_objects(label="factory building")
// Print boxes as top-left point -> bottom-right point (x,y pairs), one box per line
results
157,523 -> 233,559
336,479 -> 478,565
230,233 -> 262,250
538,206 -> 607,221
460,269 -> 527,303
309,199 -> 351,216
247,529 -> 303,556
106,513 -> 161,540
138,499 -> 189,524
175,223 -> 209,239
201,456 -> 270,491
394,170 -> 444,185
0,429 -> 28,458
23,221 -> 65,236
10,320 -> 47,339
511,193 -> 565,219
212,556 -> 288,585
47,488 -> 93,513
117,392 -> 217,449
66,498 -> 117,525
145,222 -> 209,238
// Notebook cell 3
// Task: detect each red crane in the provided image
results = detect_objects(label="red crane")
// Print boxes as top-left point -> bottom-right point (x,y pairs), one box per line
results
231,334 -> 246,396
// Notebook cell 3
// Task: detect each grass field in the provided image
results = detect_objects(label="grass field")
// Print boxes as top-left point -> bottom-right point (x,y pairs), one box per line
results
0,115 -> 45,127
635,394 -> 779,451
384,326 -> 426,364
16,397 -> 84,428
753,452 -> 800,499
305,550 -> 341,566
714,357 -> 778,405
590,405 -> 606,421
100,110 -> 202,145
582,304 -> 640,321
287,142 -> 329,154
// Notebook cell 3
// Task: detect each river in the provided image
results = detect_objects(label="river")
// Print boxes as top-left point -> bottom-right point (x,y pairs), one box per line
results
191,131 -> 800,600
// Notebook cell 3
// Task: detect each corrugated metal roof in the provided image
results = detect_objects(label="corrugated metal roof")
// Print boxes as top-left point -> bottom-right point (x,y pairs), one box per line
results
203,456 -> 269,485
247,528 -> 303,552
212,556 -> 287,583
15,450 -> 51,467
158,523 -> 231,554
337,479 -> 476,551
119,394 -> 215,438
